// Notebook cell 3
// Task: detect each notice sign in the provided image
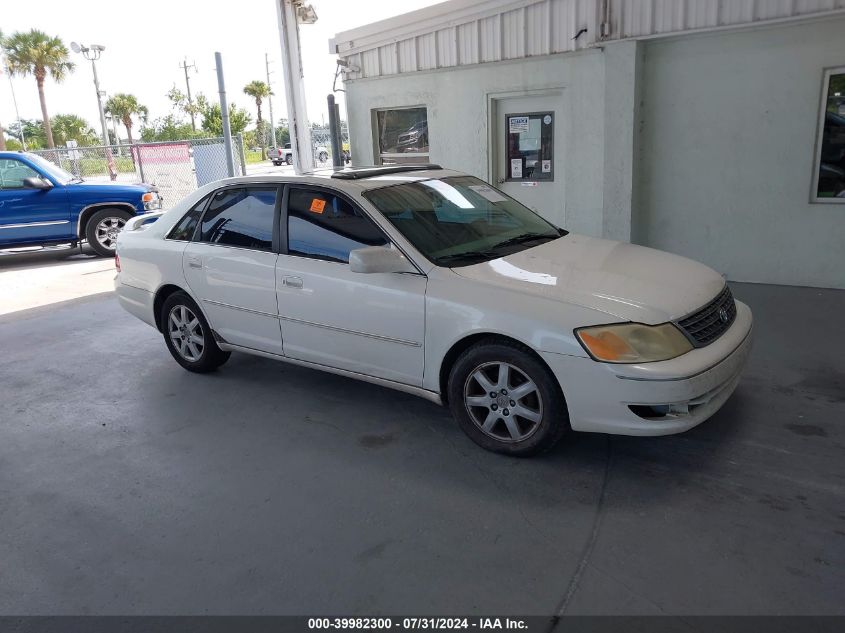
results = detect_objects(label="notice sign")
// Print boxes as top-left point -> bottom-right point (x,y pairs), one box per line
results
542,159 -> 551,173
509,116 -> 529,134
510,159 -> 523,179
469,184 -> 507,203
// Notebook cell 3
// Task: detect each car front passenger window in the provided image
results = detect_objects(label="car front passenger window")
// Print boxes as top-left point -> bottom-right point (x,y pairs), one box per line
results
287,189 -> 389,263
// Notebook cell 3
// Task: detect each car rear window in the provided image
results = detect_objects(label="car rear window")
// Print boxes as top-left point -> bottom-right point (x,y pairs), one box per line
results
167,195 -> 209,241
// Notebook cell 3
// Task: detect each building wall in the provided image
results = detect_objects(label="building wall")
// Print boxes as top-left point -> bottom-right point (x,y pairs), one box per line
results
635,17 -> 845,289
344,50 -> 611,236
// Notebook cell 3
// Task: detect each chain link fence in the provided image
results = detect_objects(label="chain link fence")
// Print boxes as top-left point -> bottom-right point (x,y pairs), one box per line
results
31,130 -> 350,209
32,136 -> 248,209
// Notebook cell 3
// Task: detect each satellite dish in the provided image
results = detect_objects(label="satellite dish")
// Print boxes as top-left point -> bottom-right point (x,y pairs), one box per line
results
70,41 -> 81,53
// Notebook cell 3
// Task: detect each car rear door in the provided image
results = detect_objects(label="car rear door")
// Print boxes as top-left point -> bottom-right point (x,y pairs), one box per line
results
0,157 -> 71,246
182,185 -> 283,355
275,184 -> 426,386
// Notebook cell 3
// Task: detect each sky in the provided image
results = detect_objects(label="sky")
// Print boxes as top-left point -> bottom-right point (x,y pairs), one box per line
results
0,0 -> 441,139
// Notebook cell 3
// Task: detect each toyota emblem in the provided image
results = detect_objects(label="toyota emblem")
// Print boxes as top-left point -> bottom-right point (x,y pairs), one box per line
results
718,307 -> 729,323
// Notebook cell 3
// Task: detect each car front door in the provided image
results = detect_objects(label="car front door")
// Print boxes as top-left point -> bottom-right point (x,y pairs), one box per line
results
275,185 -> 426,387
182,185 -> 283,355
0,157 -> 70,246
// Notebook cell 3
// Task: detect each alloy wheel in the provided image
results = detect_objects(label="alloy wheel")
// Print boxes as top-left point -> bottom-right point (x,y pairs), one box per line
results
463,361 -> 543,442
168,305 -> 205,362
94,216 -> 126,251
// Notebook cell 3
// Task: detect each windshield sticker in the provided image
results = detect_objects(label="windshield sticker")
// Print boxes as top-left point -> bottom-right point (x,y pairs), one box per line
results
468,184 -> 507,203
309,198 -> 326,214
509,116 -> 529,133
510,159 -> 523,179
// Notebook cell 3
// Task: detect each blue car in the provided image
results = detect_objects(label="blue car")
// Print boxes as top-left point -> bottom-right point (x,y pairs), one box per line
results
0,151 -> 161,257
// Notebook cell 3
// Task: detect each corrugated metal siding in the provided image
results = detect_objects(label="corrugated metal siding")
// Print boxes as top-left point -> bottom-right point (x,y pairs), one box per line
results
336,0 -> 845,80
611,0 -> 845,37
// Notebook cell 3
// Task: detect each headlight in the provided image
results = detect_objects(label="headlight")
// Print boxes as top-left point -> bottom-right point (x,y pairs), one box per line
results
575,322 -> 693,363
142,191 -> 161,211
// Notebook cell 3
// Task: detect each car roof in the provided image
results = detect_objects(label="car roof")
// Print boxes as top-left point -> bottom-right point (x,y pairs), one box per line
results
224,165 -> 465,191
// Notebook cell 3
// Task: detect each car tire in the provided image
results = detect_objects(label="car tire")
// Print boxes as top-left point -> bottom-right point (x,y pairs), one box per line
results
272,160 -> 281,166
85,208 -> 133,257
318,151 -> 328,162
160,291 -> 231,373
285,155 -> 293,165
447,339 -> 569,457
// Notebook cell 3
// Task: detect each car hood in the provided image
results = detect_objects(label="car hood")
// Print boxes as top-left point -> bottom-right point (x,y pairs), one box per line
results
450,233 -> 726,324
69,180 -> 152,193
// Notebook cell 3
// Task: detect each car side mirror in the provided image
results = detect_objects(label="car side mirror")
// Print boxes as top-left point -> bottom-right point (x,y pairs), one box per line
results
349,246 -> 416,274
23,177 -> 53,190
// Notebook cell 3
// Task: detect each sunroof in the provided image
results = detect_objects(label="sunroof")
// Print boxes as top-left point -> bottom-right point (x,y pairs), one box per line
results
330,164 -> 443,180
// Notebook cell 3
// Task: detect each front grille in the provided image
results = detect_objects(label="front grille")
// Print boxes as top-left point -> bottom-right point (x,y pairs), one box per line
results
677,285 -> 736,347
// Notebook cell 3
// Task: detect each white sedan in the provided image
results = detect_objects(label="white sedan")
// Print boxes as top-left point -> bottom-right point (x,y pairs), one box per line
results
115,165 -> 752,456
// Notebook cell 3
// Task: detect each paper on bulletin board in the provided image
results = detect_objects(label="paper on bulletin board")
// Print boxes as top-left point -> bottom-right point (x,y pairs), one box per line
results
509,116 -> 529,134
469,184 -> 507,203
542,160 -> 551,173
510,159 -> 523,179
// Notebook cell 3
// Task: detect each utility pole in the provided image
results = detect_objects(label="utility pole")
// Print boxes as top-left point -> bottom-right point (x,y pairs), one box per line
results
276,0 -> 317,174
179,57 -> 198,132
265,52 -> 276,149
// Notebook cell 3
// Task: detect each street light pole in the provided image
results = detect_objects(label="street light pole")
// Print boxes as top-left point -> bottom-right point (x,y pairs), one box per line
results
71,42 -> 110,148
265,52 -> 276,149
72,42 -> 116,179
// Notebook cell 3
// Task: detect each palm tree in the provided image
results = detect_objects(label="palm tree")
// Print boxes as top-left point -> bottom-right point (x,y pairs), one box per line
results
105,93 -> 148,145
243,80 -> 271,158
1,30 -> 74,149
50,114 -> 98,146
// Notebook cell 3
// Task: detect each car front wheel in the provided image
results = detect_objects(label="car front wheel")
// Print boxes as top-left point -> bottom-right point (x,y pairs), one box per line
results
161,291 -> 230,373
85,208 -> 132,257
448,340 -> 569,456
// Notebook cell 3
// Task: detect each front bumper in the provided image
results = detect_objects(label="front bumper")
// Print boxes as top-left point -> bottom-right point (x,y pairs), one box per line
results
541,300 -> 753,436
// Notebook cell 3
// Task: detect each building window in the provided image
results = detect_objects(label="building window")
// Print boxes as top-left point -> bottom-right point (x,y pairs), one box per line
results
814,67 -> 845,201
375,107 -> 429,165
505,112 -> 554,182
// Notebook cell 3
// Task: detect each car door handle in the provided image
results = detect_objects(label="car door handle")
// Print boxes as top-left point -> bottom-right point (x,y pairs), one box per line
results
186,256 -> 203,269
282,276 -> 303,289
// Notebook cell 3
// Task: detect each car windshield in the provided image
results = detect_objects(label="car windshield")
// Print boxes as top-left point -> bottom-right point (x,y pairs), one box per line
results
363,175 -> 564,266
25,153 -> 77,184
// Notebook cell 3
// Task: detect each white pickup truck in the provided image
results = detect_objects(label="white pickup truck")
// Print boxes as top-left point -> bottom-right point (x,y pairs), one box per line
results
269,143 -> 329,166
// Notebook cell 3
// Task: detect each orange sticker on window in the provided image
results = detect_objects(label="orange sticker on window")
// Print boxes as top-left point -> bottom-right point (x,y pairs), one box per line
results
309,198 -> 326,213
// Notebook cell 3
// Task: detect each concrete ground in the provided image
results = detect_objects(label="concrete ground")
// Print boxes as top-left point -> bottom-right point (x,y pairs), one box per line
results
0,269 -> 842,615
0,246 -> 114,316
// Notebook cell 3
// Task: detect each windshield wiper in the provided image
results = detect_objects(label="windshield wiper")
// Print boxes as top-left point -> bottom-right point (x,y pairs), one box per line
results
436,250 -> 500,266
490,232 -> 558,250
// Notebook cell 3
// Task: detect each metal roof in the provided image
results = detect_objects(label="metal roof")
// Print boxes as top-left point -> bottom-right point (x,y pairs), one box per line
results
332,0 -> 845,80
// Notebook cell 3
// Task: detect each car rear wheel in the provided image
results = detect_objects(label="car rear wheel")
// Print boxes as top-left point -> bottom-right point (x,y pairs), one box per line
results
447,340 -> 569,456
285,154 -> 293,165
85,208 -> 132,257
161,292 -> 230,373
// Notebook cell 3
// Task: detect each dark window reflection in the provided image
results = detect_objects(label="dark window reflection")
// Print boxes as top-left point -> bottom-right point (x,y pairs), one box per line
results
376,108 -> 429,162
199,187 -> 276,251
288,189 -> 388,263
818,72 -> 845,199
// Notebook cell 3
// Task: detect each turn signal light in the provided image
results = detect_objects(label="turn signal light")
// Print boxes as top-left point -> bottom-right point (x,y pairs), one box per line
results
115,252 -> 121,272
